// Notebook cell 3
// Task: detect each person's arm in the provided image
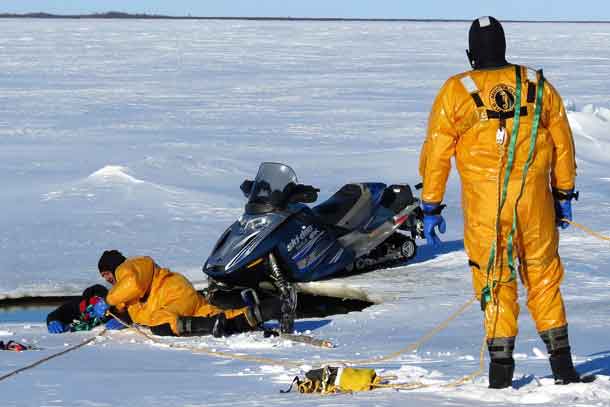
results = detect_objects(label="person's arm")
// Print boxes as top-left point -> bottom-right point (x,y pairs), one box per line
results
419,78 -> 460,205
46,300 -> 80,326
546,82 -> 576,191
106,259 -> 152,308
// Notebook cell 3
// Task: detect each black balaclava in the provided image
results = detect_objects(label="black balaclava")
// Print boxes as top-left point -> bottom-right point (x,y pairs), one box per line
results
98,250 -> 126,275
467,16 -> 509,70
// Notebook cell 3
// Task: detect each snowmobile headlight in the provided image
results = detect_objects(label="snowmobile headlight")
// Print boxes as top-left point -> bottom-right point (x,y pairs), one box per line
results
243,216 -> 270,232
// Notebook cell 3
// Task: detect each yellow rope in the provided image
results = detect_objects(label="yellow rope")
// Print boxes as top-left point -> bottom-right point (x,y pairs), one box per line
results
445,334 -> 487,388
320,296 -> 477,367
563,219 -> 610,241
106,311 -> 302,368
0,329 -> 107,383
5,217 -> 607,387
109,297 -> 478,370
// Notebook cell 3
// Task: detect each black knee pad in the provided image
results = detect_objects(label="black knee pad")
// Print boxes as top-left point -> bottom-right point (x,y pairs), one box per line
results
151,323 -> 175,336
487,336 -> 515,360
539,325 -> 570,354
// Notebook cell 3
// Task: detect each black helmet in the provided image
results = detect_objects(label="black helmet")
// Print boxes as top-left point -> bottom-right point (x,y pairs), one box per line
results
98,250 -> 126,275
467,16 -> 508,69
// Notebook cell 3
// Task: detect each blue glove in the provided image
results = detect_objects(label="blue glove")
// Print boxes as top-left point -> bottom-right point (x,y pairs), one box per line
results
105,318 -> 126,330
422,202 -> 446,248
47,320 -> 67,334
92,299 -> 110,319
553,188 -> 578,229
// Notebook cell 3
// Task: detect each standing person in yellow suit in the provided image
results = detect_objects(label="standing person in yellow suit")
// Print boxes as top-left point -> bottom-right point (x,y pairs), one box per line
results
419,16 -> 586,388
92,250 -> 280,337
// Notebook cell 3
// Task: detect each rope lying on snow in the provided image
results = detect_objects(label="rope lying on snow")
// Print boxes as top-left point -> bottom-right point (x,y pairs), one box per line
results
111,300 -> 477,369
0,329 -> 107,383
319,297 -> 477,367
4,220 -> 606,387
107,311 -> 303,368
109,300 -> 485,391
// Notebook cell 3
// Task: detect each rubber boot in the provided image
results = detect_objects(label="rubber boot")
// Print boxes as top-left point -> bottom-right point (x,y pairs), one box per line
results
549,348 -> 582,385
177,314 -> 226,337
488,358 -> 515,389
487,337 -> 515,389
539,326 -> 592,384
241,289 -> 282,328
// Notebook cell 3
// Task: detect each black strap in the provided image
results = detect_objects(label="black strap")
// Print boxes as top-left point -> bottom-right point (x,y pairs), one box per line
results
527,82 -> 536,103
486,106 -> 528,120
280,376 -> 301,393
470,92 -> 485,107
468,83 -> 528,121
553,189 -> 579,201
468,259 -> 481,269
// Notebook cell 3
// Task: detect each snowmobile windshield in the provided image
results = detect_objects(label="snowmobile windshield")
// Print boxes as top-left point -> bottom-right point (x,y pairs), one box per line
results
246,162 -> 299,214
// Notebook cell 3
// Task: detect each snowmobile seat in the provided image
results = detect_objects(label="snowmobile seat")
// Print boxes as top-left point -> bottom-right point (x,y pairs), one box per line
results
313,184 -> 374,230
379,184 -> 416,214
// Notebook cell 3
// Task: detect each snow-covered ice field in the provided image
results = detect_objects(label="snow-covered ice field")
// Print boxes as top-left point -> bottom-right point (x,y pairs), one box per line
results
1,19 -> 610,406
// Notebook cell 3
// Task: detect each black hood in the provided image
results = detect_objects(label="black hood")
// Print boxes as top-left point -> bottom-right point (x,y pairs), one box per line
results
467,16 -> 509,70
98,249 -> 126,275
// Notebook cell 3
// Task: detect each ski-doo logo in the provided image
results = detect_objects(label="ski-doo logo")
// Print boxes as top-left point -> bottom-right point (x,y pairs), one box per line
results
287,226 -> 322,253
489,84 -> 516,112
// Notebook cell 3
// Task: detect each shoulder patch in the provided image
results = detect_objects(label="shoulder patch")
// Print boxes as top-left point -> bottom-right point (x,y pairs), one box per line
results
460,76 -> 478,94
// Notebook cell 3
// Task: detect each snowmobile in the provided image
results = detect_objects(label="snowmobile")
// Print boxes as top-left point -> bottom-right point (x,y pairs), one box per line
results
203,162 -> 424,332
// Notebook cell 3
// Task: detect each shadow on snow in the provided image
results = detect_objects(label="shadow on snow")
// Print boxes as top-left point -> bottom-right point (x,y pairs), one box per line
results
410,239 -> 465,265
578,350 -> 610,377
512,351 -> 610,389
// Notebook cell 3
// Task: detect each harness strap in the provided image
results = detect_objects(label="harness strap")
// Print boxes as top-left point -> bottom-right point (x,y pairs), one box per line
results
487,106 -> 528,119
461,76 -> 490,122
482,66 -> 546,310
460,74 -> 530,122
482,65 -> 523,308
504,69 -> 545,279
527,82 -> 536,103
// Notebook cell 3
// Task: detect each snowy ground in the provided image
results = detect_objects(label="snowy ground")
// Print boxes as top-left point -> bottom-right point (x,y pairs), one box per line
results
1,20 -> 610,406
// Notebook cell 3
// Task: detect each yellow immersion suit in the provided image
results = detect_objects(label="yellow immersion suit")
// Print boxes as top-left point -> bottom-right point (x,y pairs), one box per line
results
106,256 -> 246,335
419,65 -> 576,341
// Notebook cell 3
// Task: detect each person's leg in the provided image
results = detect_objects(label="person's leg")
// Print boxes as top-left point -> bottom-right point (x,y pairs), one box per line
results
472,262 -> 519,389
522,256 -> 582,383
177,314 -> 225,337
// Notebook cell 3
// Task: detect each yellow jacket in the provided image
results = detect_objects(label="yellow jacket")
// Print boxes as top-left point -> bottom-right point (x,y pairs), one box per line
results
419,65 -> 576,266
106,256 -> 243,335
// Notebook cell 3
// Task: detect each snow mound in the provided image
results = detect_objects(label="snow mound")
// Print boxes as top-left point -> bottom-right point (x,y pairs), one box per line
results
87,165 -> 145,184
567,105 -> 610,167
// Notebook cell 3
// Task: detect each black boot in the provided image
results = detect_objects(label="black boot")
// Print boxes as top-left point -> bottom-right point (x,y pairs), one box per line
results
549,348 -> 582,385
177,314 -> 227,337
489,358 -> 515,389
539,326 -> 593,385
487,337 -> 516,389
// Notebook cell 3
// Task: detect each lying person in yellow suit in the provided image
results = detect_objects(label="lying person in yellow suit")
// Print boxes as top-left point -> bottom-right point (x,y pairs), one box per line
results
93,250 -> 280,337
